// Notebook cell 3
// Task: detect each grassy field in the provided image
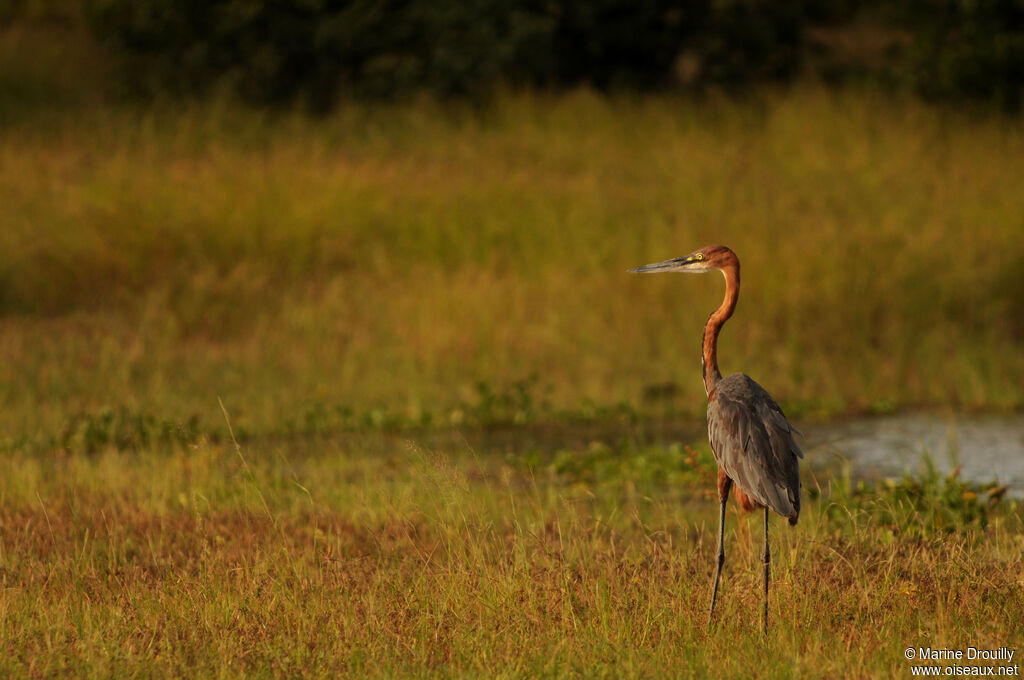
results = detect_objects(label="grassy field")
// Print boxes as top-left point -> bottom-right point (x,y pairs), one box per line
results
1,30 -> 1024,445
3,426 -> 1022,679
1,18 -> 1024,679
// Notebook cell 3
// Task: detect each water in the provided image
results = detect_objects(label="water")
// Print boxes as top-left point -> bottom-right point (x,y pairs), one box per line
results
482,412 -> 1024,498
802,413 -> 1024,498
313,412 -> 1024,497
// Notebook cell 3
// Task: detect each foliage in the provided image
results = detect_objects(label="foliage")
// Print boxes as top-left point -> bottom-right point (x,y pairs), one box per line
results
82,0 -> 809,105
698,0 -> 805,87
0,0 -> 80,25
820,456 -> 1008,534
5,0 -> 1023,108
56,408 -> 201,454
901,0 -> 1024,111
83,0 -> 552,107
541,0 -> 708,89
50,0 -> 1016,109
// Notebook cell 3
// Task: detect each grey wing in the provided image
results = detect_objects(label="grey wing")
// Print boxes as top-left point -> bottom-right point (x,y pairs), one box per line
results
707,374 -> 803,521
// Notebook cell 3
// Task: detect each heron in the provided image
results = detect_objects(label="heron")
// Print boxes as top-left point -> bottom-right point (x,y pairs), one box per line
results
630,245 -> 802,635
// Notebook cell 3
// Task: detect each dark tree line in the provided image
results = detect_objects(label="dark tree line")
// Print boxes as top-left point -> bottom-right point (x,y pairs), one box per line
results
78,0 -> 1024,110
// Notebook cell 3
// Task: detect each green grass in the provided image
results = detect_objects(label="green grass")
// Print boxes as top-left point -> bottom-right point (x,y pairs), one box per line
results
1,22 -> 1023,442
1,432 -> 1020,679
1,21 -> 1024,678
1,85 -> 1023,445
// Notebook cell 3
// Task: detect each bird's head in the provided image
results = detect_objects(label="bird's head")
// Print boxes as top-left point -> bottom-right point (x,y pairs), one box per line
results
629,245 -> 737,274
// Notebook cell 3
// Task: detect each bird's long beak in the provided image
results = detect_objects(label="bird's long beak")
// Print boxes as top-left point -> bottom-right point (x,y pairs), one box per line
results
629,253 -> 704,273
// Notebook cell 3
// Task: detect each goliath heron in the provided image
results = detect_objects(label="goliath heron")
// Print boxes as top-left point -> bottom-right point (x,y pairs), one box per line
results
630,245 -> 803,635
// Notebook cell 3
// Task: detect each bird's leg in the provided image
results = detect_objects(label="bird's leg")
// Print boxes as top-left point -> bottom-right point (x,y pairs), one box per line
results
707,473 -> 732,629
762,506 -> 770,636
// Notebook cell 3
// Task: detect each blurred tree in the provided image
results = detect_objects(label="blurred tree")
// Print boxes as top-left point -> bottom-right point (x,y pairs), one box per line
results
86,0 -> 555,107
1,0 -> 81,25
902,0 -> 1024,110
86,0 -> 808,104
546,0 -> 708,89
695,0 -> 805,87
82,0 -> 1023,108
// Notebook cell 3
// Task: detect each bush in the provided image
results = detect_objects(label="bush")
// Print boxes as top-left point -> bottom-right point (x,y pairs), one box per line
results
697,0 -> 805,87
543,0 -> 708,89
83,0 -> 1023,108
902,0 -> 1024,111
85,0 -> 810,105
85,0 -> 556,106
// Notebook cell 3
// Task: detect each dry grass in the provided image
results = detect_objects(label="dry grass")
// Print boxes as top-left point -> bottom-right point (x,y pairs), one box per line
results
1,24 -> 1023,678
1,439 -> 1021,679
1,88 -> 1023,447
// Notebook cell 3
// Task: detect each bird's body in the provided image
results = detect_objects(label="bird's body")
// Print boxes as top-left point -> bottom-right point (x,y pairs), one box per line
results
708,372 -> 802,523
630,245 -> 802,635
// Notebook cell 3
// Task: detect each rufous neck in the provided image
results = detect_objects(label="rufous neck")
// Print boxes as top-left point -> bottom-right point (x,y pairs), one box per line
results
702,264 -> 740,395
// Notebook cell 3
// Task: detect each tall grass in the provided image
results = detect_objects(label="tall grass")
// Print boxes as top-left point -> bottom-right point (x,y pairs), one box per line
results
1,435 -> 1020,678
2,87 -> 1023,443
2,22 -> 1022,679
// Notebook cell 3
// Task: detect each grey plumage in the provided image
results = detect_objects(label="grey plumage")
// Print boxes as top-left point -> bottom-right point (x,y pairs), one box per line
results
708,372 -> 803,523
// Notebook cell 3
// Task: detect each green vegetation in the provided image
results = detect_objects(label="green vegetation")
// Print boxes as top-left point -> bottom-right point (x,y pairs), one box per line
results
2,430 -> 1020,678
2,83 -> 1023,445
1,17 -> 1023,679
79,0 -> 1024,110
1,11 -> 1021,446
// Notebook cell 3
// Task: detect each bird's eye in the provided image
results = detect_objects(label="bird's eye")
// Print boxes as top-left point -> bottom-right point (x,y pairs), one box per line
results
695,253 -> 705,261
